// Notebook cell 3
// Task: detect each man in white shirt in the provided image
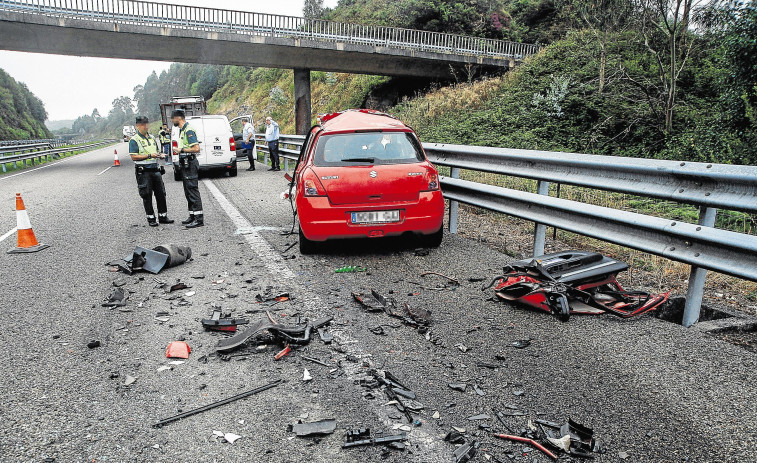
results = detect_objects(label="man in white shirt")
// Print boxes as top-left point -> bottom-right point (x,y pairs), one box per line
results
265,116 -> 281,171
241,117 -> 255,171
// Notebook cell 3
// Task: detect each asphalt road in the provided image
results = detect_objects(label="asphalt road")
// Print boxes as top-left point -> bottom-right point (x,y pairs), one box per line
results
1,143 -> 755,463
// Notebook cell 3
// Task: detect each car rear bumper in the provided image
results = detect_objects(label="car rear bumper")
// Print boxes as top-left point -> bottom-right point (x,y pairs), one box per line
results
298,191 -> 445,242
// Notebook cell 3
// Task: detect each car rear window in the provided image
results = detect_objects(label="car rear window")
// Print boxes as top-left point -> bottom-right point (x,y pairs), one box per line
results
313,132 -> 423,166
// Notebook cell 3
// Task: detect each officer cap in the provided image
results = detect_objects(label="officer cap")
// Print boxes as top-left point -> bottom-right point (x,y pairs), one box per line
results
135,115 -> 149,124
171,109 -> 185,118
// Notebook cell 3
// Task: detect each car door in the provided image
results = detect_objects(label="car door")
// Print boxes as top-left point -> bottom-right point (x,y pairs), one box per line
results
229,115 -> 253,157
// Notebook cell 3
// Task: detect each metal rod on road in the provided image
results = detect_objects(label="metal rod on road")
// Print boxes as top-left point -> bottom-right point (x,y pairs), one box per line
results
533,180 -> 550,257
153,379 -> 282,427
449,167 -> 460,234
683,206 -> 718,327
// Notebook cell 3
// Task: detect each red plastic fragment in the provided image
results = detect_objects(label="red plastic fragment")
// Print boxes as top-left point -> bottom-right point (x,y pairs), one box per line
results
274,344 -> 291,360
165,341 -> 191,359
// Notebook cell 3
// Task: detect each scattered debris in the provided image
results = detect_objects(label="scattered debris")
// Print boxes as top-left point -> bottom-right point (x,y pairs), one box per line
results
124,375 -> 137,386
467,414 -> 491,421
302,356 -> 329,367
453,440 -> 477,463
166,341 -> 191,359
201,310 -> 249,332
511,340 -> 531,349
102,287 -> 127,307
413,248 -> 430,257
212,431 -> 242,444
473,384 -> 485,396
448,383 -> 467,392
291,419 -> 337,437
153,380 -> 281,427
335,265 -> 366,273
455,343 -> 468,353
274,344 -> 291,360
343,428 -> 407,448
112,244 -> 192,275
618,451 -> 630,459
444,430 -> 466,444
317,328 -> 334,344
87,340 -> 101,349
303,369 -> 313,382
216,316 -> 333,353
353,289 -> 431,333
255,291 -> 291,305
494,434 -> 557,460
488,251 -> 669,321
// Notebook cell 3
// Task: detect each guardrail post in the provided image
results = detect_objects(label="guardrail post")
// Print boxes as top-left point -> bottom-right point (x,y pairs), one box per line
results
284,157 -> 289,172
449,167 -> 460,234
532,180 -> 550,257
682,206 -> 718,327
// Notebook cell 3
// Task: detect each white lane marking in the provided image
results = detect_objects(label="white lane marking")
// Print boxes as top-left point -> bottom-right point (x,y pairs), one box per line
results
97,166 -> 113,176
0,227 -> 17,243
202,179 -> 295,279
0,144 -> 115,182
204,179 -> 446,460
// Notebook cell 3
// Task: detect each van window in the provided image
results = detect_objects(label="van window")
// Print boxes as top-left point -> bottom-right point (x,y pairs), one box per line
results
313,132 -> 423,166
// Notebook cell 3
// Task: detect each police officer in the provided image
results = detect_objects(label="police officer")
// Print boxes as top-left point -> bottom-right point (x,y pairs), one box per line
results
171,109 -> 204,228
129,116 -> 174,227
158,123 -> 172,165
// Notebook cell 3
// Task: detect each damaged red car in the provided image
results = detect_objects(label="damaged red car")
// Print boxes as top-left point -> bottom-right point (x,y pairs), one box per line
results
290,110 -> 445,254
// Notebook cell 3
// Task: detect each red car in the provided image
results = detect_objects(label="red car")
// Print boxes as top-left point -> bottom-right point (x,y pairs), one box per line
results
292,109 -> 445,254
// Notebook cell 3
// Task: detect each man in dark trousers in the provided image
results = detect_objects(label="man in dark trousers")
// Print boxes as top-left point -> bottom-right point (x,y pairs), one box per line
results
265,116 -> 281,171
158,123 -> 172,165
171,109 -> 204,228
129,116 -> 174,227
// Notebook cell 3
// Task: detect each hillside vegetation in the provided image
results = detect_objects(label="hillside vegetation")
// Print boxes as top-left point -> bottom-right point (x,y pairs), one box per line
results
0,68 -> 52,140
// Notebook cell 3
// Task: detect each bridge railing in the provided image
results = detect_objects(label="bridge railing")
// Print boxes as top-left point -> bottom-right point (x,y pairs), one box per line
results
252,133 -> 757,327
0,0 -> 541,60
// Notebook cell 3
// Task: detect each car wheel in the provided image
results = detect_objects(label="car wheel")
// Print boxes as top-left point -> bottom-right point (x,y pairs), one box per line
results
299,227 -> 318,255
419,226 -> 444,248
173,168 -> 182,182
228,164 -> 238,177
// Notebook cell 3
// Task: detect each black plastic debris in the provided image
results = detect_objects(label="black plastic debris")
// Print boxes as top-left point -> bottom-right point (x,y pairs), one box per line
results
353,289 -> 432,332
110,244 -> 191,275
448,383 -> 467,392
291,419 -> 337,437
453,440 -> 477,463
343,428 -> 407,448
414,248 -> 430,257
201,310 -> 249,332
317,328 -> 333,344
444,430 -> 466,445
87,340 -> 101,349
215,316 -> 333,353
102,287 -> 127,307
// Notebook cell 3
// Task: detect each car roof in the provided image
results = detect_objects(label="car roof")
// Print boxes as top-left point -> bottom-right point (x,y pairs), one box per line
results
319,109 -> 410,133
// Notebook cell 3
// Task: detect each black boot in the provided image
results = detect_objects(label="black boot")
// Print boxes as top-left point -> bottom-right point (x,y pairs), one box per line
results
181,214 -> 194,225
185,214 -> 204,228
147,217 -> 158,227
159,215 -> 174,224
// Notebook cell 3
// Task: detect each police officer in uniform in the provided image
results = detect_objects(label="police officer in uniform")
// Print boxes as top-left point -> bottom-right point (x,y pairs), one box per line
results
129,116 -> 174,227
171,109 -> 204,228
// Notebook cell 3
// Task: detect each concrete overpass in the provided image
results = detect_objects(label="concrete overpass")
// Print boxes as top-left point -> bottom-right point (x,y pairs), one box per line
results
0,0 -> 540,133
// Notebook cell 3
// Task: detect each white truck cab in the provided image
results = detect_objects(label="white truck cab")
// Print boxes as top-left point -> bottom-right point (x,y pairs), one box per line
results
171,114 -> 251,181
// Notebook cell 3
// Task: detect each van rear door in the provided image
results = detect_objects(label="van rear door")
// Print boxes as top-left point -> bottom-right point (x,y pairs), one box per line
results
201,117 -> 234,166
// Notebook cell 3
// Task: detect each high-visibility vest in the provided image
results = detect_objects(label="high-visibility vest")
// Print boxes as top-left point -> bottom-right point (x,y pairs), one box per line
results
179,122 -> 197,150
134,132 -> 160,165
159,129 -> 170,144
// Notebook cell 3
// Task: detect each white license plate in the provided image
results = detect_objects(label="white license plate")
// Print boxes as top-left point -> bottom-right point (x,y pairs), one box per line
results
351,210 -> 400,224
214,145 -> 222,150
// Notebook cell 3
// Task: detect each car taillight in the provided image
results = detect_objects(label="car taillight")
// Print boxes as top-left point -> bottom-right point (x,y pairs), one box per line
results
229,136 -> 236,151
172,140 -> 178,148
301,169 -> 327,197
426,172 -> 440,191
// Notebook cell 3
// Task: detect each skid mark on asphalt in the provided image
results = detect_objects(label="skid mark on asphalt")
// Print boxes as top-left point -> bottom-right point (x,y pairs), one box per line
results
205,178 -> 447,460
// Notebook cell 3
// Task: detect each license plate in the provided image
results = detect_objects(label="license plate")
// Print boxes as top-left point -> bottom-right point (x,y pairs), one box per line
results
214,145 -> 222,150
351,210 -> 400,224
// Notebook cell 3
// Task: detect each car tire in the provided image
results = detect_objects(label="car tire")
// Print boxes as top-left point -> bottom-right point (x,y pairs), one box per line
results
299,227 -> 318,255
228,164 -> 238,177
419,226 -> 444,248
173,167 -> 182,182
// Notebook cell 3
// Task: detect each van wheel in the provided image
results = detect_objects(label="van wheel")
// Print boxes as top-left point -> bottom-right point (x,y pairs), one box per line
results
299,227 -> 318,255
173,168 -> 182,182
228,165 -> 238,177
419,226 -> 443,248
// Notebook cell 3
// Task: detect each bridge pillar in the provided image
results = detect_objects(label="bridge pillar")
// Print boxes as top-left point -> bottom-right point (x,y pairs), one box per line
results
294,68 -> 312,135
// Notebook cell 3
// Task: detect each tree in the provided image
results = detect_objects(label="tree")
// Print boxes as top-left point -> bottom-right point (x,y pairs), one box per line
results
91,108 -> 101,120
303,0 -> 325,19
636,0 -> 701,133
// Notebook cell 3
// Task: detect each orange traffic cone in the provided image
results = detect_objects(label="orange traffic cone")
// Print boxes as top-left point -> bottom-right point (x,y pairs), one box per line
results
7,193 -> 49,254
114,150 -> 121,167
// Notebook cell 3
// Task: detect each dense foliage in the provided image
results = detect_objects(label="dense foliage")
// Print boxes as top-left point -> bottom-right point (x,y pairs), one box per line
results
0,68 -> 51,140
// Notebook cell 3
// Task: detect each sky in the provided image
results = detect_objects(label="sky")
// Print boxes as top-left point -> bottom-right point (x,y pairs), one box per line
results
0,0 -> 339,123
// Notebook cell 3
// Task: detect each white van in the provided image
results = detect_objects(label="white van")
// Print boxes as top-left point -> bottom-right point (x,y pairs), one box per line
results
171,114 -> 251,181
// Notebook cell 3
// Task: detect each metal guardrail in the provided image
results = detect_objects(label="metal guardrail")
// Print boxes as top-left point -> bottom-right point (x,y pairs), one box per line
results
0,0 -> 540,61
0,140 -> 114,172
0,140 -> 66,155
0,137 -> 58,147
250,133 -> 757,326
